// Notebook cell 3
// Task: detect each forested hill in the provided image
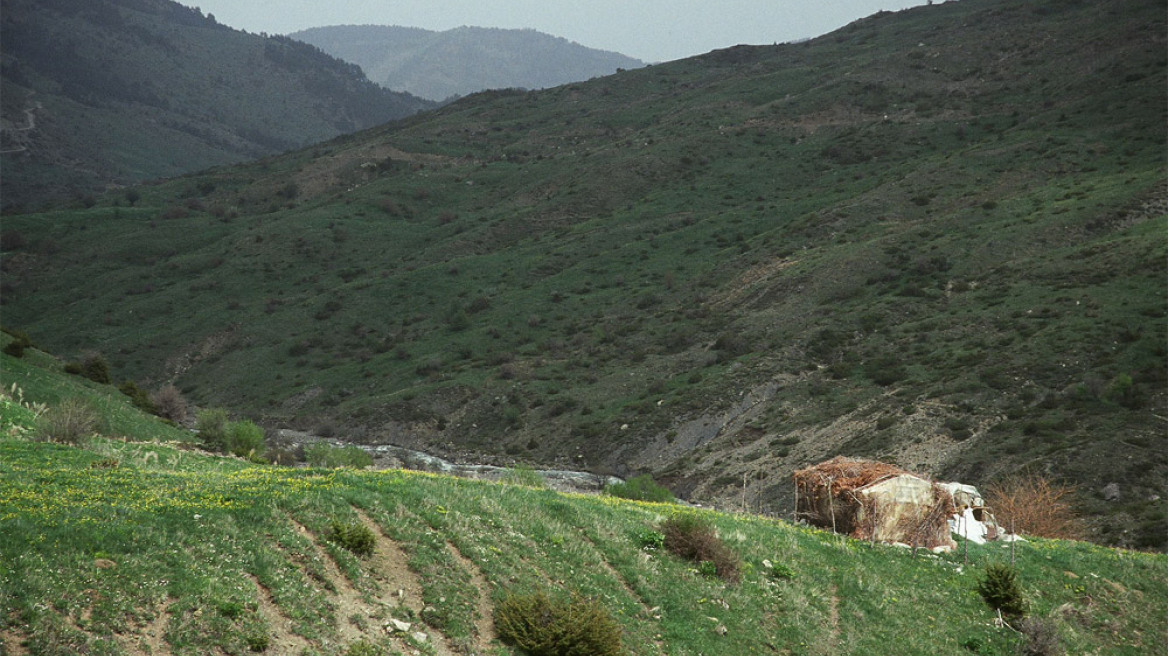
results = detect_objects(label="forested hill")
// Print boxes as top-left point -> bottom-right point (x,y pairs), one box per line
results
291,25 -> 646,101
0,0 -> 435,210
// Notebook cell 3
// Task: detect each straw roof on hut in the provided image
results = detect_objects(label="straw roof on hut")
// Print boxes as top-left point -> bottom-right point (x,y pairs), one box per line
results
794,457 -> 956,551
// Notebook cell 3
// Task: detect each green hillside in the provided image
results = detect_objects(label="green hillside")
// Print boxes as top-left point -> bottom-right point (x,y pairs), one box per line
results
0,0 -> 434,210
1,0 -> 1165,550
1,348 -> 1165,655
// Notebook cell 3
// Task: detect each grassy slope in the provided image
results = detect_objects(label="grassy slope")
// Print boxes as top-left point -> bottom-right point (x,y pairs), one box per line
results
1,352 -> 1166,656
1,0 -> 1165,548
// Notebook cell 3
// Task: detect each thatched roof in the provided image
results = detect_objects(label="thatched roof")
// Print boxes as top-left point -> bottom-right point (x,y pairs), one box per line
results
793,456 -> 908,494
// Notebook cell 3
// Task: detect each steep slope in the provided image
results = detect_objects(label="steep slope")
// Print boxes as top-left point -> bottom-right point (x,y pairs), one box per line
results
291,25 -> 646,101
0,0 -> 435,210
1,0 -> 1164,549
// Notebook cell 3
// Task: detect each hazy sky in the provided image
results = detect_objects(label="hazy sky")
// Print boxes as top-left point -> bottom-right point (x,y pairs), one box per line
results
187,1 -> 931,63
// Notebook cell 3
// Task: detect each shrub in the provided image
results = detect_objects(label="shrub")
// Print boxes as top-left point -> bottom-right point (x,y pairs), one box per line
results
2,330 -> 32,358
634,529 -> 665,550
37,398 -> 100,445
605,474 -> 676,503
304,443 -> 373,469
327,519 -> 376,557
195,409 -> 231,452
1019,617 -> 1063,656
660,514 -> 741,583
985,474 -> 1082,539
494,589 -> 623,656
151,384 -> 189,423
118,380 -> 157,414
228,420 -> 265,458
65,352 -> 112,384
978,563 -> 1026,621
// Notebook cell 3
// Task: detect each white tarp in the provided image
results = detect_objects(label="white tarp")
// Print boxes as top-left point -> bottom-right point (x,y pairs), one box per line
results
949,507 -> 990,544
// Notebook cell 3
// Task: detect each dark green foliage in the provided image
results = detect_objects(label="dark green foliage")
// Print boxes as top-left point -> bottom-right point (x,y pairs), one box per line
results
660,514 -> 741,583
605,474 -> 676,503
195,409 -> 231,453
64,352 -> 111,385
326,519 -> 376,557
2,329 -> 33,358
493,589 -> 624,656
118,380 -> 157,415
978,563 -> 1027,621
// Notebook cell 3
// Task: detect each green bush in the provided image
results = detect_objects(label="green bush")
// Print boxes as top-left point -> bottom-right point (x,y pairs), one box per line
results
660,514 -> 741,583
978,563 -> 1027,621
304,442 -> 373,469
64,352 -> 112,385
2,330 -> 33,358
195,410 -> 266,458
327,519 -> 376,557
634,528 -> 665,550
604,474 -> 676,503
36,398 -> 100,445
118,380 -> 157,415
229,420 -> 265,458
494,589 -> 623,656
195,408 -> 231,452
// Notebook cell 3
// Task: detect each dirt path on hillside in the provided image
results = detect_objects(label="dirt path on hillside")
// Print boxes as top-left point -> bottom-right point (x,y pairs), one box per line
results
248,575 -> 313,655
288,510 -> 459,655
445,540 -> 500,653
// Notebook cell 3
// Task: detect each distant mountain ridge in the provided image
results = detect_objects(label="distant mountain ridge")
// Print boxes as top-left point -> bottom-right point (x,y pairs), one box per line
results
0,0 -> 435,209
290,24 -> 646,101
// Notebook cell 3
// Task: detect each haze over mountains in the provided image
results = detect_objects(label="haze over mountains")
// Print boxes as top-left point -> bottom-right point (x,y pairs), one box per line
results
0,0 -> 434,210
290,25 -> 647,102
1,0 -> 1165,551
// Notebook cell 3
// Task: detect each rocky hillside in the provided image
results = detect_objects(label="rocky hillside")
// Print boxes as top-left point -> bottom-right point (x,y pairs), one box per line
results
0,0 -> 435,210
291,25 -> 646,101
